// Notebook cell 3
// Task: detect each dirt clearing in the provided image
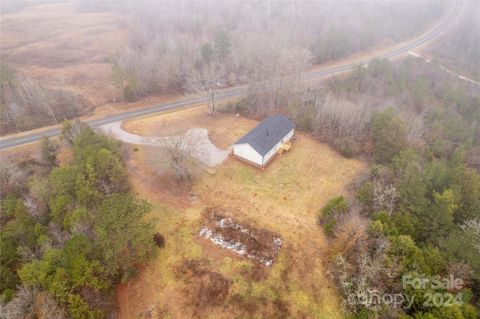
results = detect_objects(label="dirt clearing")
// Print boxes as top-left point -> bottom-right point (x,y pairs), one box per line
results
200,208 -> 283,266
176,259 -> 231,309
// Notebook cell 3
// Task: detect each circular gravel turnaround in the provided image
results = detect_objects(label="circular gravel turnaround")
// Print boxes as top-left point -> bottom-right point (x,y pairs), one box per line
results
100,121 -> 230,167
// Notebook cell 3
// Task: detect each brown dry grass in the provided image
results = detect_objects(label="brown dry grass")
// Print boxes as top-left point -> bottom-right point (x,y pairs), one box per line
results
0,142 -> 41,162
117,107 -> 367,318
0,2 -> 128,106
91,93 -> 185,118
122,105 -> 251,149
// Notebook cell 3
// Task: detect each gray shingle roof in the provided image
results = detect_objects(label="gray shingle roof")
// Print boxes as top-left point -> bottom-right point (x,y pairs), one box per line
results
235,114 -> 295,156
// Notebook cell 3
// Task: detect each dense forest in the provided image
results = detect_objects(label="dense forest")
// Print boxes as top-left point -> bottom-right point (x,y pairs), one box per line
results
0,125 -> 156,318
228,57 -> 480,318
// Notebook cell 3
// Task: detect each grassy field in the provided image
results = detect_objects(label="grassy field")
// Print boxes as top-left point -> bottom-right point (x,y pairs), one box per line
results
0,2 -> 128,106
117,107 -> 366,318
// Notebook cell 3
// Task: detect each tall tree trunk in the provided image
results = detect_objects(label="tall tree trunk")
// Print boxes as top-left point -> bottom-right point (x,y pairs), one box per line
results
210,89 -> 215,114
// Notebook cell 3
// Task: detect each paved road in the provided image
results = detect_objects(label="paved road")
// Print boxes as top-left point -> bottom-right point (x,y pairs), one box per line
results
0,1 -> 460,150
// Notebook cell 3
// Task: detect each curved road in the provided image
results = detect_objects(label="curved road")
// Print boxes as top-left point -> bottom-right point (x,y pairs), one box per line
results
0,1 -> 461,150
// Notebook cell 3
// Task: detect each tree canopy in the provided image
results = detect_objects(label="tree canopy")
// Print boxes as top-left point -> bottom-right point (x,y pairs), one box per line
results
0,124 -> 155,318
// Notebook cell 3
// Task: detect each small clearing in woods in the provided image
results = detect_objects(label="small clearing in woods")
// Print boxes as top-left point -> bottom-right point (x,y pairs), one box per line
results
117,106 -> 367,318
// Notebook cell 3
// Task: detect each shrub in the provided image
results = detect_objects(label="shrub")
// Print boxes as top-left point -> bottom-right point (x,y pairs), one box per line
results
336,137 -> 359,158
318,196 -> 349,236
372,108 -> 408,164
225,99 -> 250,115
123,84 -> 137,102
40,137 -> 58,168
356,181 -> 374,212
153,233 -> 165,248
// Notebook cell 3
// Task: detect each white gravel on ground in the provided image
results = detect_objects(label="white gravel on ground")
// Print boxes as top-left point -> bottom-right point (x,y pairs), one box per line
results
99,121 -> 230,167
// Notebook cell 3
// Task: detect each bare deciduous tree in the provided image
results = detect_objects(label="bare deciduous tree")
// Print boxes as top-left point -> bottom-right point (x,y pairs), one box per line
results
39,293 -> 67,319
0,157 -> 27,197
373,179 -> 399,214
331,210 -> 369,255
186,63 -> 225,114
462,219 -> 480,254
48,222 -> 71,248
313,94 -> 372,145
60,120 -> 88,145
22,194 -> 48,220
147,135 -> 200,186
17,245 -> 39,264
3,285 -> 38,319
447,261 -> 474,285
164,137 -> 198,182
72,219 -> 96,241
328,215 -> 398,315
1,71 -> 82,134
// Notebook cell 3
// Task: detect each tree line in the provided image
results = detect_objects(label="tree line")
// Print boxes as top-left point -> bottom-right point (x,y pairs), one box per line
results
0,64 -> 86,135
109,1 -> 446,103
315,60 -> 478,318
321,118 -> 480,318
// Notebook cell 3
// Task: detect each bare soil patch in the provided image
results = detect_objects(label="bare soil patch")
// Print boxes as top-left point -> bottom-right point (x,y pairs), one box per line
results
176,259 -> 231,309
200,208 -> 283,266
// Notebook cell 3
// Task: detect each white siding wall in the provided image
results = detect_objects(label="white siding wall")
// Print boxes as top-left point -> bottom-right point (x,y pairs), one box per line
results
234,128 -> 295,167
233,144 -> 263,165
262,128 -> 294,165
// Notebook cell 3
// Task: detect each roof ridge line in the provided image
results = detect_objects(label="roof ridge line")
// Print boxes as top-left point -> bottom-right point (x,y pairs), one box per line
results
244,120 -> 271,143
235,115 -> 275,144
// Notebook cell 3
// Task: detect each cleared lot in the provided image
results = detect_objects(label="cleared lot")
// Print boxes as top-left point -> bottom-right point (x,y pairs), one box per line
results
117,107 -> 366,318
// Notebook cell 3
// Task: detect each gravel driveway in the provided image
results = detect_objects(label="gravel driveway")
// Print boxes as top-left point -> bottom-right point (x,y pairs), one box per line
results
100,122 -> 230,167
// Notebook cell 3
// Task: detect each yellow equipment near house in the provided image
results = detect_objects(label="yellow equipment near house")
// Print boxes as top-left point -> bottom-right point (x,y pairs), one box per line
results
277,141 -> 292,154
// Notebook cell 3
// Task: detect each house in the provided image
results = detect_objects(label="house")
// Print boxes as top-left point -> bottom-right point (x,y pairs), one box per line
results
233,114 -> 295,167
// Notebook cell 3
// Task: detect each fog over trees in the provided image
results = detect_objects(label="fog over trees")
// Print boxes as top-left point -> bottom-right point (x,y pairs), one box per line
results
0,1 -> 449,133
110,1 -> 446,99
428,1 -> 480,80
